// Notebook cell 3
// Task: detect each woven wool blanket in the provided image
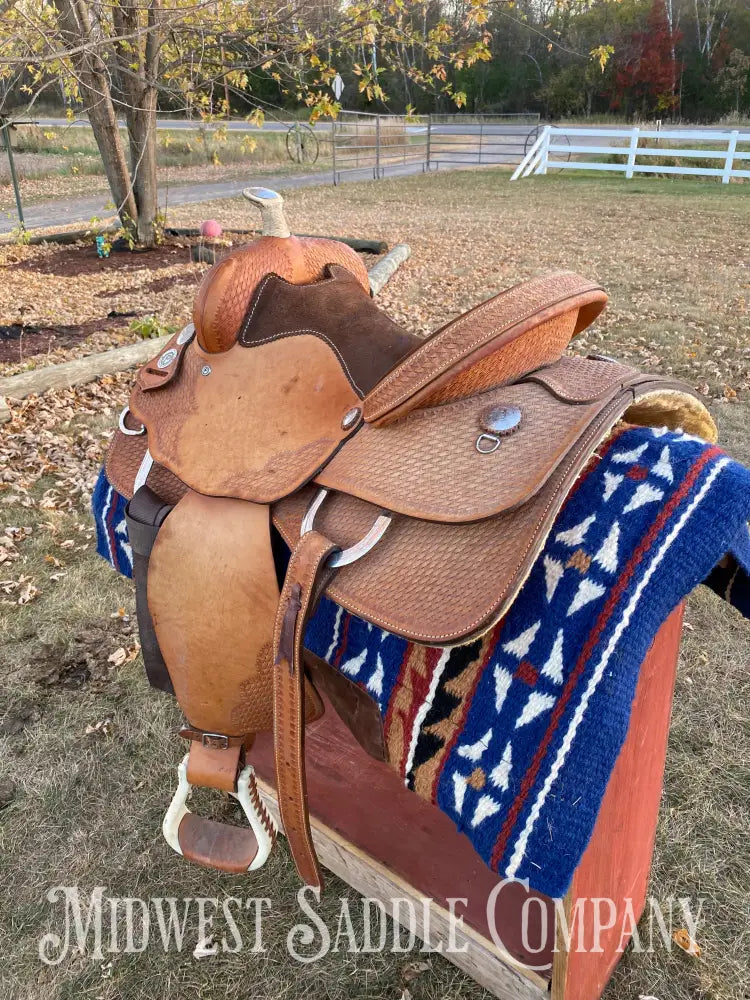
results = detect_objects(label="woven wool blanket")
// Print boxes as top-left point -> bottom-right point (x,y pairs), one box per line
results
93,425 -> 750,898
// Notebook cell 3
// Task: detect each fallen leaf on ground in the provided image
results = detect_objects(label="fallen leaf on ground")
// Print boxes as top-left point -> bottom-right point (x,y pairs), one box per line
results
85,719 -> 112,737
18,581 -> 40,604
672,928 -> 701,957
402,961 -> 431,982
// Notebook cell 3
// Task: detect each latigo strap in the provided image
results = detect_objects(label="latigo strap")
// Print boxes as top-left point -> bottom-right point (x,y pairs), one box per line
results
272,530 -> 339,890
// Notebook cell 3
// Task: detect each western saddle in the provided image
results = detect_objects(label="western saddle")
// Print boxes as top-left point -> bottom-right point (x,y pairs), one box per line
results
106,187 -> 717,888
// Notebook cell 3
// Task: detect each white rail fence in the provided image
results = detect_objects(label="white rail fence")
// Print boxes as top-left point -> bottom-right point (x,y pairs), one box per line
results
511,126 -> 749,184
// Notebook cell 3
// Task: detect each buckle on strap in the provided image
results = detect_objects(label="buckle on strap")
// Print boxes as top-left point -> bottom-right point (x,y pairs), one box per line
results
178,727 -> 242,750
201,732 -> 229,750
300,488 -> 391,568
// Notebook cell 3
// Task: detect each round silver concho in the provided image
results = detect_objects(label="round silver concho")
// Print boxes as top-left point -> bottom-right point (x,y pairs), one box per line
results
157,348 -> 178,369
475,405 -> 522,454
201,365 -> 212,377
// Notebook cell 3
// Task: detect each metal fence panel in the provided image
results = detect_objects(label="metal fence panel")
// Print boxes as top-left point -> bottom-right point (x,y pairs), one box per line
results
332,112 -> 540,184
332,111 -> 429,183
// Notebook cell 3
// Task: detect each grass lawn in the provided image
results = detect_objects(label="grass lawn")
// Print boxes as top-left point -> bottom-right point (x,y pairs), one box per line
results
1,169 -> 748,1000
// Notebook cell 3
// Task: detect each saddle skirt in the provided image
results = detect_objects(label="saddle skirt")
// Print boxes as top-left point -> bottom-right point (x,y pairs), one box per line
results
105,196 -> 717,889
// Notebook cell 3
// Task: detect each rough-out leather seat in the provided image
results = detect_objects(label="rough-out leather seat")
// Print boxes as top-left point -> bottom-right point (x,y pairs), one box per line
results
106,189 -> 717,889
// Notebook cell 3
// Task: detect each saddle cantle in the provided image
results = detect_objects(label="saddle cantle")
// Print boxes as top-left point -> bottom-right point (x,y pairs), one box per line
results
106,190 -> 717,889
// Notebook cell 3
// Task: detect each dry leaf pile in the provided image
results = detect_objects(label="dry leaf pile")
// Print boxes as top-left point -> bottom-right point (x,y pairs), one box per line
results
0,374 -> 130,622
0,239 -> 203,370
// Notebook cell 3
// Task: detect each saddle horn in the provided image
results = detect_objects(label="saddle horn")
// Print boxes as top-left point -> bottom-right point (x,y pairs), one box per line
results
192,186 -> 370,354
242,186 -> 291,238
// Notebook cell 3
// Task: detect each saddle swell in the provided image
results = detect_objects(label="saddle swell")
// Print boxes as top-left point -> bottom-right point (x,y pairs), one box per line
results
192,187 -> 370,354
106,191 -> 717,887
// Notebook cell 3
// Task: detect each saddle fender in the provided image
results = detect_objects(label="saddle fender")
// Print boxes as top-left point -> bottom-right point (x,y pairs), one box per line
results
147,490 -> 322,873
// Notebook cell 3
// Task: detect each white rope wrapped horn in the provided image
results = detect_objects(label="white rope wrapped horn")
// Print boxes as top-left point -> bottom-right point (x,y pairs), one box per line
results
242,186 -> 291,238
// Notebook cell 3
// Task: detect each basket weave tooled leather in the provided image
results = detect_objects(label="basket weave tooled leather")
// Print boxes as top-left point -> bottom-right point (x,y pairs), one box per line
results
105,191 -> 717,891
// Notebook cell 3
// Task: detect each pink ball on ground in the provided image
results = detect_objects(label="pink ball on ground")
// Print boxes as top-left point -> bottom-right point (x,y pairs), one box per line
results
200,219 -> 222,238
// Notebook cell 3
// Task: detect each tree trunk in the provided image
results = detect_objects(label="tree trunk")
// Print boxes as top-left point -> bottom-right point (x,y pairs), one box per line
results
113,0 -> 162,247
88,98 -> 138,231
56,0 -> 138,233
127,91 -> 159,245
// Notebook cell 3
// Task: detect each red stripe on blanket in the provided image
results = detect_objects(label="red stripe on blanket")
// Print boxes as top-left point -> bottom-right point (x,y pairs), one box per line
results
332,615 -> 351,669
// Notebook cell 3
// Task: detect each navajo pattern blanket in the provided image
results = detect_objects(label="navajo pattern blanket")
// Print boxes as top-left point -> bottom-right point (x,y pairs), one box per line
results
93,425 -> 750,898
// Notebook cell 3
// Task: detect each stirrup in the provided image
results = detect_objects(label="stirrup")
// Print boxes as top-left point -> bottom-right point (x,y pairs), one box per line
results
162,755 -> 277,871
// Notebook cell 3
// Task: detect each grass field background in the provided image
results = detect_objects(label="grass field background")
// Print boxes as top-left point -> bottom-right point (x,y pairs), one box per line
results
1,170 -> 748,1000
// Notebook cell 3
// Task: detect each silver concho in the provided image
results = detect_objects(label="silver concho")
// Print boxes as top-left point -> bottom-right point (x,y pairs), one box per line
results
475,405 -> 522,454
157,348 -> 178,369
479,405 -> 522,435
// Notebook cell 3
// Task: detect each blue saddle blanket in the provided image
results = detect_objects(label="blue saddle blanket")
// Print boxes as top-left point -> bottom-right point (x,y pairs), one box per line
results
93,425 -> 750,897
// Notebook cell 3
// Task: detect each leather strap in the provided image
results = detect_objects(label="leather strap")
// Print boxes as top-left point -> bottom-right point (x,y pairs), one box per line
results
185,742 -> 242,793
125,486 -> 174,693
179,727 -> 247,750
272,530 -> 339,889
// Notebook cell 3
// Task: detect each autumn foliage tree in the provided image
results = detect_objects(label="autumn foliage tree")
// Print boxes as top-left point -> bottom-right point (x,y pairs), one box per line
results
614,0 -> 682,115
0,0 -> 494,246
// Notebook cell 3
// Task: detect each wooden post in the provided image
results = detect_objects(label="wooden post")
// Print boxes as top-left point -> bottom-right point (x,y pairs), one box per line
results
0,335 -> 171,422
367,243 -> 411,296
537,126 -> 551,175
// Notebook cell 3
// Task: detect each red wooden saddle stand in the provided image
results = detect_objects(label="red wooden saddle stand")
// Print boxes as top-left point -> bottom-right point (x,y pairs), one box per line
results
248,605 -> 684,1000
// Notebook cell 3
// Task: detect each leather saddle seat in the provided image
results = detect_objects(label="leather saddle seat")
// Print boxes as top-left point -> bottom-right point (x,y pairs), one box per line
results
107,197 -> 717,889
